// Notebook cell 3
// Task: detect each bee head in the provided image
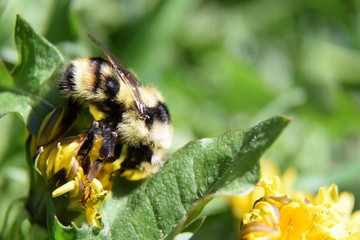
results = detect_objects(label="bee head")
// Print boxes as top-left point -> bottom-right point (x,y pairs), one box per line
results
117,86 -> 173,150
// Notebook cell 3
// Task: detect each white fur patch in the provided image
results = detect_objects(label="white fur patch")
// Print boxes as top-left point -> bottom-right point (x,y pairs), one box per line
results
139,86 -> 164,108
151,150 -> 166,166
150,121 -> 173,149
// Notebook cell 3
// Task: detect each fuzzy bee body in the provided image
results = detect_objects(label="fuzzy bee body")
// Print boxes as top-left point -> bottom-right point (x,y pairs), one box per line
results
59,57 -> 121,103
58,35 -> 173,180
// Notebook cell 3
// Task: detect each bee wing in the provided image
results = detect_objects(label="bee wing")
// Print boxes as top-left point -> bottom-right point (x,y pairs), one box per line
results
87,34 -> 146,115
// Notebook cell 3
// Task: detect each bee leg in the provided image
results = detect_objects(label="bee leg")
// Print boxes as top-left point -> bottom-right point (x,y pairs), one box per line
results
80,121 -> 121,205
82,159 -> 104,206
82,123 -> 113,193
85,159 -> 103,183
78,120 -> 102,157
99,125 -> 119,161
78,121 -> 104,205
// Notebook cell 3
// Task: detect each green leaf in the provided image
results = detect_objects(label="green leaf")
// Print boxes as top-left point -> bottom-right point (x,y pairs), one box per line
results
12,14 -> 63,92
0,89 -> 53,134
46,194 -> 111,240
0,15 -> 63,135
0,61 -> 13,87
50,115 -> 290,239
173,216 -> 205,240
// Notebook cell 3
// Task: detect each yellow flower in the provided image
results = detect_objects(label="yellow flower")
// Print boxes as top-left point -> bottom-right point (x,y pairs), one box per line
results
31,107 -> 119,228
228,159 -> 300,219
347,211 -> 360,239
240,177 -> 360,239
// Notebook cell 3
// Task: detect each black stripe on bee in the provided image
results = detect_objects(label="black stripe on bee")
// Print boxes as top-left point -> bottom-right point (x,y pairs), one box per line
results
89,57 -> 106,93
133,145 -> 153,163
104,76 -> 120,99
145,102 -> 171,128
59,63 -> 76,92
154,102 -> 171,123
120,145 -> 153,171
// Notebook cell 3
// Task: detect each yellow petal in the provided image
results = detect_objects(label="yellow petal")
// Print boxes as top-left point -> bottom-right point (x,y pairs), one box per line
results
85,207 -> 103,228
52,181 -> 76,197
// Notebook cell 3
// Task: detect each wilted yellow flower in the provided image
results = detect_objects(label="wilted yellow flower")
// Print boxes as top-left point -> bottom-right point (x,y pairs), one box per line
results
31,107 -> 120,228
240,177 -> 360,240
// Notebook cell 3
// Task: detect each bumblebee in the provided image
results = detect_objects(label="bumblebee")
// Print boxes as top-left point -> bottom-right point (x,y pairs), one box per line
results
58,34 -> 173,182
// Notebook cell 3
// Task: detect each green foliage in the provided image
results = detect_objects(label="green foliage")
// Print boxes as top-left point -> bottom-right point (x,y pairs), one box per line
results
1,0 -> 360,239
0,15 -> 63,135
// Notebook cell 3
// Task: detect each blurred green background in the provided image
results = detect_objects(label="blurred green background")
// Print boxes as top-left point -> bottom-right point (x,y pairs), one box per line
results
1,0 -> 360,239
